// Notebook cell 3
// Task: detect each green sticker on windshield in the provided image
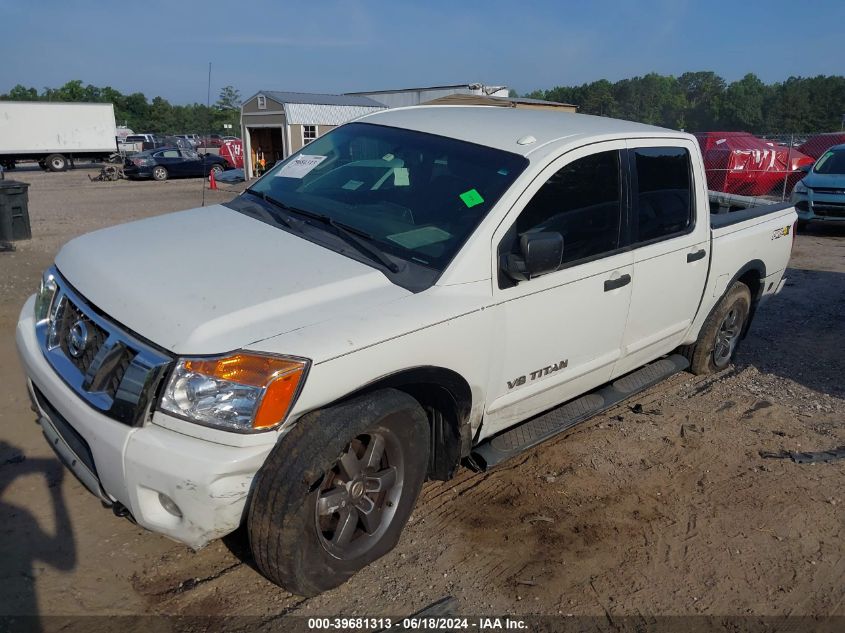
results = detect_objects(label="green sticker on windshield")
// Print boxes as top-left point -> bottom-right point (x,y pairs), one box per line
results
460,188 -> 484,208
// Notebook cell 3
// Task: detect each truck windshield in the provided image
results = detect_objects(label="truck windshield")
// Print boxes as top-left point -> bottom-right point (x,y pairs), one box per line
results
246,122 -> 527,271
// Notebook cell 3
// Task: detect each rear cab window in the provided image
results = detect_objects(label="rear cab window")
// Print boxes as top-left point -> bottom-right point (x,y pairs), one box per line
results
630,146 -> 694,244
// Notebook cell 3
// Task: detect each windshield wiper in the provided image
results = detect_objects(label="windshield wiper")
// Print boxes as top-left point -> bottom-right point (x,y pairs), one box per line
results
245,189 -> 304,231
247,189 -> 401,273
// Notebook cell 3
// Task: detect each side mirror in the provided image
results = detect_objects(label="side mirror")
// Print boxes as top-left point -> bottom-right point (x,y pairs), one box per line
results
502,232 -> 564,282
798,164 -> 812,173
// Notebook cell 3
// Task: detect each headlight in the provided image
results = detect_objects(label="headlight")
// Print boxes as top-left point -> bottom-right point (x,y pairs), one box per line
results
34,270 -> 58,322
160,352 -> 308,432
793,180 -> 808,195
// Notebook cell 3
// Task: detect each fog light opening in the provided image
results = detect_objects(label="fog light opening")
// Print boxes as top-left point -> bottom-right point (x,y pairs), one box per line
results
158,493 -> 183,518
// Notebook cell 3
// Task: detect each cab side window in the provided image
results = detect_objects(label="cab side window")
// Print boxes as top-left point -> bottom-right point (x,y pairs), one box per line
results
508,150 -> 623,267
632,147 -> 693,243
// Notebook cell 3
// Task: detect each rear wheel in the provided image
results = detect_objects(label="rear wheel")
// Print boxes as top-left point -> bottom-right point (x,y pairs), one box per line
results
248,389 -> 429,596
45,154 -> 68,172
152,166 -> 168,181
688,281 -> 752,375
797,219 -> 809,232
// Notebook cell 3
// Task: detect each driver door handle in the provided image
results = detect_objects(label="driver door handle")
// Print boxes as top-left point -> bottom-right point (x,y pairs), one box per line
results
604,274 -> 631,292
687,249 -> 707,263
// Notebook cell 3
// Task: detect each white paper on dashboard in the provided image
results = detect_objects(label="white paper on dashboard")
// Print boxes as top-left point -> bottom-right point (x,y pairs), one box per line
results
276,154 -> 327,178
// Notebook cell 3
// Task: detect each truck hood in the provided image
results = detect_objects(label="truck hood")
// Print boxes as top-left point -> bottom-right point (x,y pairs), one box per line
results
55,205 -> 411,354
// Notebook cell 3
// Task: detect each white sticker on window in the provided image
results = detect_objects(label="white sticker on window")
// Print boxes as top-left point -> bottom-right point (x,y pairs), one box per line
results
394,167 -> 410,187
276,154 -> 326,178
386,226 -> 451,249
342,179 -> 364,190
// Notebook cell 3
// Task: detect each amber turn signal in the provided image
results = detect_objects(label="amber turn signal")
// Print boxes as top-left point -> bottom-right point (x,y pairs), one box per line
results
184,353 -> 307,429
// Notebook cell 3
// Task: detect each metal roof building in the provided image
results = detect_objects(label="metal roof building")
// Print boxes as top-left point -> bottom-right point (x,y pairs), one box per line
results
240,90 -> 386,178
346,83 -> 509,108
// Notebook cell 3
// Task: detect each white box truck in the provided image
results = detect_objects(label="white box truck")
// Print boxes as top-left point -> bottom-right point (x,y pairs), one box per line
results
0,102 -> 118,172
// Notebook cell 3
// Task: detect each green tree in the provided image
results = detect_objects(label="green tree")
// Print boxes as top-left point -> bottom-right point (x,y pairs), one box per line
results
3,85 -> 40,101
721,73 -> 767,132
215,85 -> 241,110
677,71 -> 725,130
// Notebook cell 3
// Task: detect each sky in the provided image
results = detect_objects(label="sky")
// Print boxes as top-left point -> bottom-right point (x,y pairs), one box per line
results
0,0 -> 843,104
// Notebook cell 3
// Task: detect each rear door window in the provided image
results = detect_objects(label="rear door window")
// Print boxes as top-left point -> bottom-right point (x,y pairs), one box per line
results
631,147 -> 693,244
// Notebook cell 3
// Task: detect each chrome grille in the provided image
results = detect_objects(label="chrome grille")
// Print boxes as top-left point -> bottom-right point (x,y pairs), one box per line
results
38,269 -> 172,426
56,298 -> 110,374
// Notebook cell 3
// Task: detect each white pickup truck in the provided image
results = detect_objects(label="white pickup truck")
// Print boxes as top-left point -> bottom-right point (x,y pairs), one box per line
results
16,107 -> 796,596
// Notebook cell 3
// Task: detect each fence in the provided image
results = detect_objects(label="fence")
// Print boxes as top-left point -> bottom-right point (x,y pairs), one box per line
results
697,131 -> 844,203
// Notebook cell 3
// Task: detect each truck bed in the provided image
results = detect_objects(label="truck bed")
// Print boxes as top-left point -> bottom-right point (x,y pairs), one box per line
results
709,191 -> 794,229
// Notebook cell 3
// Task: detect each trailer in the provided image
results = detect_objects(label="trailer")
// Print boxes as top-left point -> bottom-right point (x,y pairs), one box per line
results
0,102 -> 118,172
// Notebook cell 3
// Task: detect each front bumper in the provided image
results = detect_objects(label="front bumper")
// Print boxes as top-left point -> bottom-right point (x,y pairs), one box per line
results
16,296 -> 273,549
793,192 -> 845,222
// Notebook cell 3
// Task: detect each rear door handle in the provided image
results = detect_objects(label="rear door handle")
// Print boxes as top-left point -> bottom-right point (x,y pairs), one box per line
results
604,274 -> 631,292
687,249 -> 706,263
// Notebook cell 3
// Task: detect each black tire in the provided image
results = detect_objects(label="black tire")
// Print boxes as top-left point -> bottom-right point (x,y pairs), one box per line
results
797,219 -> 809,232
152,166 -> 168,181
45,154 -> 68,172
209,163 -> 224,175
688,281 -> 752,375
248,388 -> 429,596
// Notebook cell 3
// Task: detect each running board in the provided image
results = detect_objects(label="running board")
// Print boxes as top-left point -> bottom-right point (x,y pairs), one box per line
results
469,354 -> 689,471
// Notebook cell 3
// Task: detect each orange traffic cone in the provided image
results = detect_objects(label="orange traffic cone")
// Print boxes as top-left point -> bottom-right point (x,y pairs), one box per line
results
209,169 -> 218,190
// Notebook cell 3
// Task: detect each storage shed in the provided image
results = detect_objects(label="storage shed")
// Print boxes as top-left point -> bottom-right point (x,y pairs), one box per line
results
240,91 -> 385,178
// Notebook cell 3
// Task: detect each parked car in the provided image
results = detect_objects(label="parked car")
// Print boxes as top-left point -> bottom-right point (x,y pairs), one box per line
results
122,134 -> 163,153
695,131 -> 813,196
159,136 -> 194,150
177,134 -> 202,148
200,134 -> 224,148
797,133 -> 845,160
17,107 -> 796,597
792,143 -> 845,228
124,147 -> 228,181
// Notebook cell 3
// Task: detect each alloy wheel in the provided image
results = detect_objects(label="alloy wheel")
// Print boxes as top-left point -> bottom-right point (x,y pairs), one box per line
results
713,307 -> 741,367
315,431 -> 404,559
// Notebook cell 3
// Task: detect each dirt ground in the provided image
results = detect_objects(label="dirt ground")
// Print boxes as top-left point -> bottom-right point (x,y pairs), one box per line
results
0,166 -> 843,627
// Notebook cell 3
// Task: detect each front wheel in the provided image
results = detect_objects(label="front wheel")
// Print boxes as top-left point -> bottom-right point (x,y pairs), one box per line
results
247,389 -> 430,596
688,281 -> 751,375
45,154 -> 68,172
209,164 -> 223,176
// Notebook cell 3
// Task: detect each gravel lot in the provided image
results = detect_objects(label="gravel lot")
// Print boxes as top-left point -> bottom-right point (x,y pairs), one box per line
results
1,167 -> 843,627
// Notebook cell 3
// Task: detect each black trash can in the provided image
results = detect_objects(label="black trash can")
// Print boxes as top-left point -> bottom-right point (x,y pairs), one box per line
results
0,180 -> 32,241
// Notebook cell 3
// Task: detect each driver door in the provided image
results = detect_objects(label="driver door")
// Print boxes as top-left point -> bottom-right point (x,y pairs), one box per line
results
482,141 -> 634,438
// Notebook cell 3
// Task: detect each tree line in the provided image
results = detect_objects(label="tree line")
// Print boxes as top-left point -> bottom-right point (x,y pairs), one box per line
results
0,80 -> 242,135
3,73 -> 843,135
524,72 -> 845,133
